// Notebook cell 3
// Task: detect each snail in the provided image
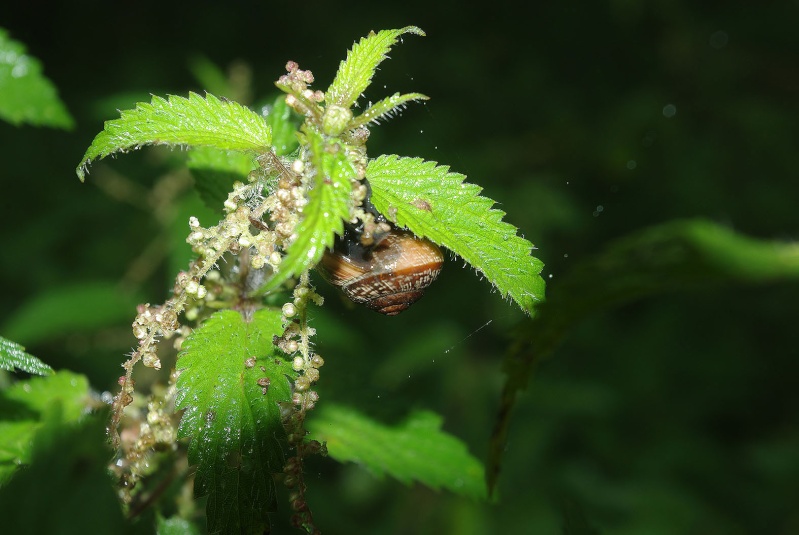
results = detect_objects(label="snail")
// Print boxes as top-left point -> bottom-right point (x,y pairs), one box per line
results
318,227 -> 443,315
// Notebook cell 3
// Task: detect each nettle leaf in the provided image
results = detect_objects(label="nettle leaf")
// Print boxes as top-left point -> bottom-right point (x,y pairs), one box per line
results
254,129 -> 354,295
367,155 -> 545,314
187,146 -> 259,213
0,337 -> 53,376
326,26 -> 425,109
308,404 -> 487,500
77,92 -> 272,181
349,92 -> 429,129
175,309 -> 295,535
0,28 -> 74,129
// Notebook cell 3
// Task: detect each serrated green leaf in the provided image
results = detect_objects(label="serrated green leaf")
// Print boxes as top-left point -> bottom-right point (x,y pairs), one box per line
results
308,404 -> 487,500
253,129 -> 354,295
327,27 -> 425,109
349,92 -> 429,129
175,309 -> 295,535
487,219 -> 799,494
77,92 -> 272,181
367,155 -> 545,314
1,282 -> 142,346
265,94 -> 300,156
0,337 -> 53,376
187,146 -> 258,213
0,28 -> 74,129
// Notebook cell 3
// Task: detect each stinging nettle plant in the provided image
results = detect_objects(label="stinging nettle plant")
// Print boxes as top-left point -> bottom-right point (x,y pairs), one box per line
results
77,26 -> 545,533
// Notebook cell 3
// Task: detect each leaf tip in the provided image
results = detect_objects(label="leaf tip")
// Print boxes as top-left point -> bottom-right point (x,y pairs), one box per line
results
76,163 -> 88,182
401,26 -> 426,37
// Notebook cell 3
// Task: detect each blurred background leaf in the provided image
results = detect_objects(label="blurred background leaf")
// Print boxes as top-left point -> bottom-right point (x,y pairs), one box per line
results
0,28 -> 73,128
1,282 -> 142,346
0,370 -> 90,483
0,408 -> 129,534
186,146 -> 258,213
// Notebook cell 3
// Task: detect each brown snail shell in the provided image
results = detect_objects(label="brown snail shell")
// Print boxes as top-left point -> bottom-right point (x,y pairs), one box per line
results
319,229 -> 443,315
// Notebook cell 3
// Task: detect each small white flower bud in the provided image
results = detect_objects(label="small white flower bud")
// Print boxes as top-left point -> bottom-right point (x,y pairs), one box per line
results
142,352 -> 161,370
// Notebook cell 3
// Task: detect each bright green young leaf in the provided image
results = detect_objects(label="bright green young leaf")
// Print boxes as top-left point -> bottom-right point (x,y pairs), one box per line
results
187,146 -> 258,213
326,26 -> 425,109
175,309 -> 295,535
0,337 -> 53,376
254,129 -> 354,295
308,404 -> 487,500
0,28 -> 74,129
487,219 -> 799,494
349,92 -> 429,129
265,94 -> 300,156
77,92 -> 272,181
0,371 -> 90,483
0,282 -> 142,346
367,155 -> 545,314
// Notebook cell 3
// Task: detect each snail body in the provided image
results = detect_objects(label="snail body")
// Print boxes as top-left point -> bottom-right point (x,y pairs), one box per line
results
319,229 -> 443,315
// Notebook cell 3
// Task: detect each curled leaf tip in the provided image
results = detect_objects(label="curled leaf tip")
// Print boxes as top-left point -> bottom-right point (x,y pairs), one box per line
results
400,26 -> 426,37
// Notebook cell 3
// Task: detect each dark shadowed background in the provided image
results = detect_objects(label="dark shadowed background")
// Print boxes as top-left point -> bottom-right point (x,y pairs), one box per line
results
2,1 -> 798,533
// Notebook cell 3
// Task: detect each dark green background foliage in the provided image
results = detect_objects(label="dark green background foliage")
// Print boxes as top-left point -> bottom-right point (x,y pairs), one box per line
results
2,2 -> 798,534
